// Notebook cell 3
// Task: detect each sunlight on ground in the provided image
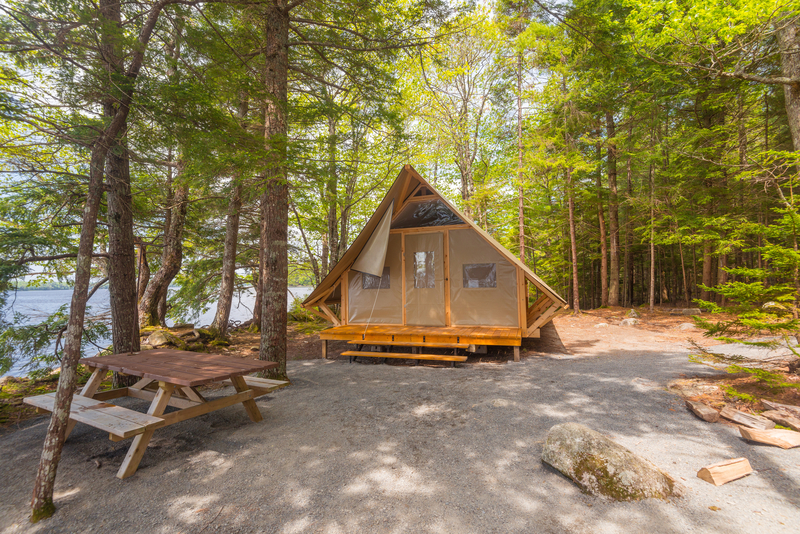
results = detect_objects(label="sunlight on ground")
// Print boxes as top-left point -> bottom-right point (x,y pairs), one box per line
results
53,486 -> 81,500
167,494 -> 220,526
343,465 -> 437,496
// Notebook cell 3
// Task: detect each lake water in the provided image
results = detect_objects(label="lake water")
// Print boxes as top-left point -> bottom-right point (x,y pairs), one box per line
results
2,286 -> 313,378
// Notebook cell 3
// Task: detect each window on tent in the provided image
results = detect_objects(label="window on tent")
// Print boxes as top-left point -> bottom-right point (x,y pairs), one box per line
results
362,267 -> 390,289
463,263 -> 497,288
414,252 -> 435,288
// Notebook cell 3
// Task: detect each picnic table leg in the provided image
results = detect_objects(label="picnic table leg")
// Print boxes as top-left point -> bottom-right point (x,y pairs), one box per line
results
230,376 -> 263,423
65,367 -> 109,439
117,382 -> 174,479
180,386 -> 206,403
129,377 -> 154,390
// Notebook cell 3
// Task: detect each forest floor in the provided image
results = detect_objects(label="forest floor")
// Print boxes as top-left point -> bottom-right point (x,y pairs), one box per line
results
1,307 -> 799,533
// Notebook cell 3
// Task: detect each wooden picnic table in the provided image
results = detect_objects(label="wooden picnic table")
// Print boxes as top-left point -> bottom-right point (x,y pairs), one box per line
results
24,349 -> 283,479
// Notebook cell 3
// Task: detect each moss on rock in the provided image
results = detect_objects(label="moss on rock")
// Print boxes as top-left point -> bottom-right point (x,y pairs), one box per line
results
542,422 -> 681,501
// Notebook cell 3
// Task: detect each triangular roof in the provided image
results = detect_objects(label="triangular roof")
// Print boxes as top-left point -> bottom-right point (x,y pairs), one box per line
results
303,165 -> 567,307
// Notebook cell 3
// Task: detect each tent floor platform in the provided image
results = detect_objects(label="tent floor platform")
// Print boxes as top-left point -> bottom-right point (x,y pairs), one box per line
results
319,325 -> 522,347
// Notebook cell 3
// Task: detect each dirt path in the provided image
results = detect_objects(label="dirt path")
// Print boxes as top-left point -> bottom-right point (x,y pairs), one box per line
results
1,312 -> 798,533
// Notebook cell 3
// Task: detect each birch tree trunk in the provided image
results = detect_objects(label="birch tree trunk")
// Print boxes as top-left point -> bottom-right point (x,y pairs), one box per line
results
31,0 -> 168,519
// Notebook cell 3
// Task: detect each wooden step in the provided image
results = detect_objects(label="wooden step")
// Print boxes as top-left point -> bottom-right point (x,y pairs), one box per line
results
24,393 -> 163,439
341,351 -> 467,362
347,340 -> 469,349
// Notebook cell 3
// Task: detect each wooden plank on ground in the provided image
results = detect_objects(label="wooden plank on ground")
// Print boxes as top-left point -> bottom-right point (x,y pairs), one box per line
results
720,406 -> 775,430
761,400 -> 800,418
697,458 -> 752,486
686,400 -> 720,423
761,410 -> 800,432
739,426 -> 800,449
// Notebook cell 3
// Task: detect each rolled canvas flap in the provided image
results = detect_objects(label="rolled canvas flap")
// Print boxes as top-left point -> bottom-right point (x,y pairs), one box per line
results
348,234 -> 402,324
351,200 -> 394,277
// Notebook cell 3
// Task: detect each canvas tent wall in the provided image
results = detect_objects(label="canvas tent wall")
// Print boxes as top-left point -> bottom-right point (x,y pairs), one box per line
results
302,165 -> 567,338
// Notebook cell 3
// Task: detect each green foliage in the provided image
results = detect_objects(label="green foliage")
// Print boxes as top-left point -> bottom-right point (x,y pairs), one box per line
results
720,385 -> 758,404
287,297 -> 324,324
726,365 -> 800,392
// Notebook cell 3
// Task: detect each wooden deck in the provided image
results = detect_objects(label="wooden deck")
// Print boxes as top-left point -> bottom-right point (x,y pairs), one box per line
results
320,324 -> 522,346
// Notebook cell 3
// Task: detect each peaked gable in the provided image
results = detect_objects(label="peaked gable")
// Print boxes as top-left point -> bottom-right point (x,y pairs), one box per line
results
303,165 -> 566,308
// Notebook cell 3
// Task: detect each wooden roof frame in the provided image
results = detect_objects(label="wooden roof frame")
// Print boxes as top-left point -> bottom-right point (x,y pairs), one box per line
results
302,164 -> 567,309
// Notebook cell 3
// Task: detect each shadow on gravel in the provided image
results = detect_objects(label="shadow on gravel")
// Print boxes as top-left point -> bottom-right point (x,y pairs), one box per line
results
0,342 -> 798,533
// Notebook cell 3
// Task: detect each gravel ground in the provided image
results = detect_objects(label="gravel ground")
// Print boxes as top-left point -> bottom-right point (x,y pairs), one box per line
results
1,325 -> 799,533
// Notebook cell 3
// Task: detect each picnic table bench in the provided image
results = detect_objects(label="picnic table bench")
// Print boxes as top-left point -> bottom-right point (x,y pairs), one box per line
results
24,349 -> 286,479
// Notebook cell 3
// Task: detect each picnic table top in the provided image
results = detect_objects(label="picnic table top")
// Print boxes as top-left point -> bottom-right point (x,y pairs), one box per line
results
79,349 -> 279,387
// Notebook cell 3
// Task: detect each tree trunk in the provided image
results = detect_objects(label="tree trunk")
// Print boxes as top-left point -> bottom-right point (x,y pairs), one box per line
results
211,181 -> 243,336
259,1 -> 290,380
106,141 -> 140,387
678,236 -> 690,307
138,178 -> 189,328
606,112 -> 620,306
517,52 -> 525,263
252,238 -> 264,329
136,241 -> 150,303
567,168 -> 581,314
624,125 -> 634,307
701,241 -> 713,302
649,162 -> 655,312
31,0 -> 167,518
100,0 -> 139,386
596,143 -> 608,307
326,115 -> 339,270
30,148 -> 107,524
779,16 -> 800,152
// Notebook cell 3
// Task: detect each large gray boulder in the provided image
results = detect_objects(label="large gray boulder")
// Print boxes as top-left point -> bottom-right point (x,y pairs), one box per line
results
542,423 -> 681,501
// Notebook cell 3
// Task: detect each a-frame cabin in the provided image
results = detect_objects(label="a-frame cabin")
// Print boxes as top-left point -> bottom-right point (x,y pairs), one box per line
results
302,165 -> 567,363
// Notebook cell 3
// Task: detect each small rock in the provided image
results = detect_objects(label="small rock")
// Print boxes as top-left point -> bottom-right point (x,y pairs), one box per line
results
681,308 -> 702,315
250,347 -> 259,352
144,330 -> 189,350
595,323 -> 609,328
677,323 -> 696,331
542,422 -> 682,501
144,330 -> 171,347
620,318 -> 639,327
627,309 -> 641,318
